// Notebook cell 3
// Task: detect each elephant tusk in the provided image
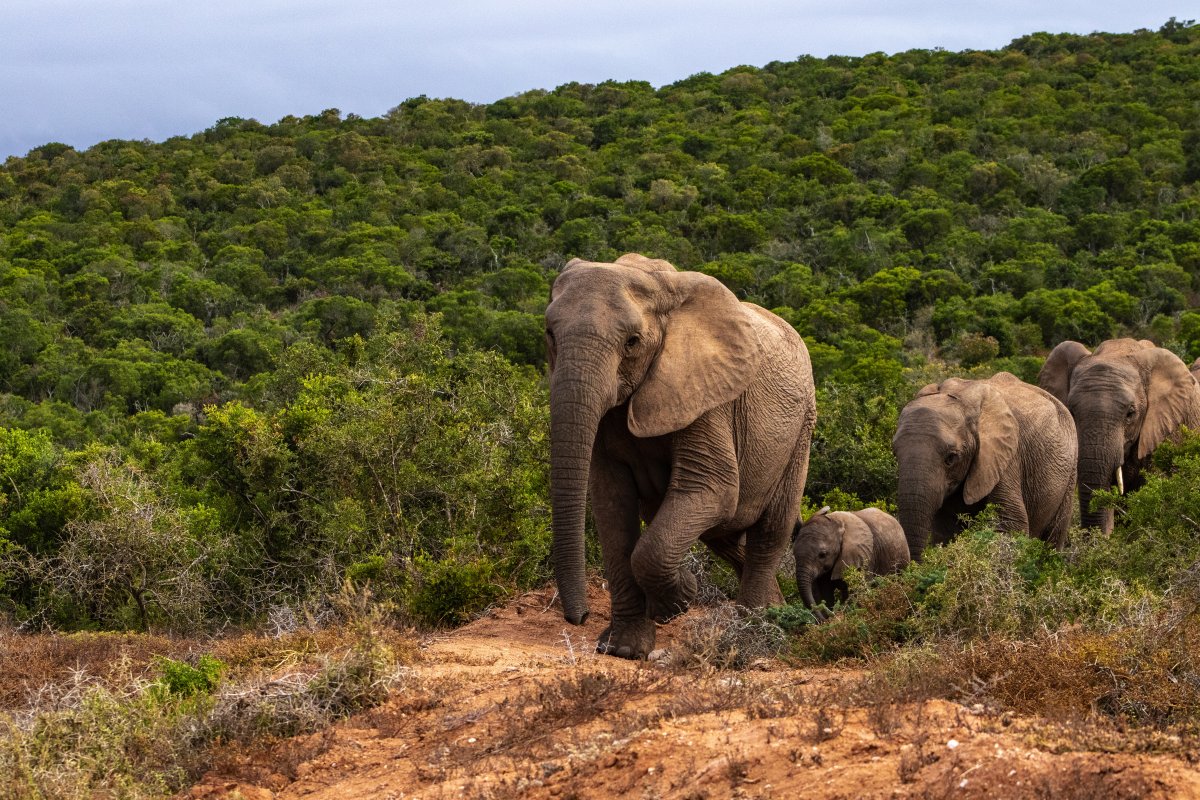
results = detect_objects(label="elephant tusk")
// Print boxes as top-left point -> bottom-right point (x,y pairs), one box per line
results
1116,466 -> 1124,495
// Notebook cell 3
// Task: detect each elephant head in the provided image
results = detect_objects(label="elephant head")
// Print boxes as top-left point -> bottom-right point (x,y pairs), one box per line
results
544,253 -> 764,625
892,378 -> 1018,560
1039,339 -> 1199,533
792,507 -> 873,621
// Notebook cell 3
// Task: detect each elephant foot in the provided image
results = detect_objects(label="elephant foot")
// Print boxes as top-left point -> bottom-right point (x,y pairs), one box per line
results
596,617 -> 656,660
646,568 -> 698,624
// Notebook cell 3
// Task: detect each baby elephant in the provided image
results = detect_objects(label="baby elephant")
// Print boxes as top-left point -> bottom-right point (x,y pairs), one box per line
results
792,507 -> 910,620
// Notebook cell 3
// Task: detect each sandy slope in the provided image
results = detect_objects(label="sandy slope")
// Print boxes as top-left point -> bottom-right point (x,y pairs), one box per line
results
188,583 -> 1200,799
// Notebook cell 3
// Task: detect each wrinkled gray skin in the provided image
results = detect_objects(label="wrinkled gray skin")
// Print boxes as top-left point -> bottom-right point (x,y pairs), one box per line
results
1040,339 -> 1200,534
893,372 -> 1077,561
545,253 -> 816,659
792,507 -> 909,621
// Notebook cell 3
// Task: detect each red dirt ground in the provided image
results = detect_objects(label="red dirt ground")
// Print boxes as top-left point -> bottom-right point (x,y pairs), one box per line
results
187,582 -> 1200,800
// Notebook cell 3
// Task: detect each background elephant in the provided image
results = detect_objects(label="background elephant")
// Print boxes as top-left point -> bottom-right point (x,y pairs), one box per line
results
893,372 -> 1076,560
545,253 -> 816,659
1039,338 -> 1200,534
792,506 -> 909,621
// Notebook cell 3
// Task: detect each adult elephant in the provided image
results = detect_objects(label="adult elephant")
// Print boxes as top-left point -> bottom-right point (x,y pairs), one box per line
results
893,372 -> 1076,560
1039,338 -> 1200,534
545,253 -> 816,659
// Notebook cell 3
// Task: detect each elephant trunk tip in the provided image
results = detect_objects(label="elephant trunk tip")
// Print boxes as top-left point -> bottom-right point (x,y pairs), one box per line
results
563,607 -> 590,625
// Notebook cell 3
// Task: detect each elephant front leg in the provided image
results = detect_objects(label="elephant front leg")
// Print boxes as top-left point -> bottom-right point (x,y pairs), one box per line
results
590,455 -> 657,659
991,478 -> 1030,535
631,490 -> 730,623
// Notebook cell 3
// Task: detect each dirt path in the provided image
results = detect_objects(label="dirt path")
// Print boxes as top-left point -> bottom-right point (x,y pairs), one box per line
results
189,584 -> 1200,799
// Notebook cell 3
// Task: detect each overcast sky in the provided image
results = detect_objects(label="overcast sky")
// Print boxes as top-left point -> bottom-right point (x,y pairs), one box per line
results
0,1 -> 1191,160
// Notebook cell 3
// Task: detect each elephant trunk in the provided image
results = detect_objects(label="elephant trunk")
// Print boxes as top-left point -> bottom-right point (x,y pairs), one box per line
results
796,569 -> 825,621
549,351 -> 611,625
1078,454 -> 1120,535
897,490 -> 940,562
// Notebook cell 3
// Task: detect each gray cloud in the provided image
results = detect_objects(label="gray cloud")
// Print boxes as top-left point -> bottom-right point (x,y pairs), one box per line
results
0,0 -> 1189,158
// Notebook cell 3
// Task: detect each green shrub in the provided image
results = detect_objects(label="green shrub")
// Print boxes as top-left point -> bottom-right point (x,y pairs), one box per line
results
155,654 -> 224,698
407,555 -> 504,627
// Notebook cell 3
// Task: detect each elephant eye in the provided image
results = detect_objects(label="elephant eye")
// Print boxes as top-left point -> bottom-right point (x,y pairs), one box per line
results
818,549 -> 828,559
624,333 -> 641,351
1125,405 -> 1136,419
944,451 -> 959,466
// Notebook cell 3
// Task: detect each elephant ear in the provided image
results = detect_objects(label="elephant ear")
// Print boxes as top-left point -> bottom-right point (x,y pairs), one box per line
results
627,271 -> 765,437
807,505 -> 832,521
1038,340 -> 1091,405
1136,347 -> 1199,460
831,515 -> 873,581
963,384 -> 1019,505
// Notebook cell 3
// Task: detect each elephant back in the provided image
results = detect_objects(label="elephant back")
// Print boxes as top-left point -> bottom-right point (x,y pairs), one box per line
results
857,508 -> 909,575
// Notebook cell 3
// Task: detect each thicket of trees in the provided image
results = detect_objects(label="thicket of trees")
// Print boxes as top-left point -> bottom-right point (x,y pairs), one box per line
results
1,20 -> 1198,629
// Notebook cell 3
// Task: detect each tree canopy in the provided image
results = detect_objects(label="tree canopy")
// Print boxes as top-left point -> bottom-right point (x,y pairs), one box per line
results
1,20 -> 1199,628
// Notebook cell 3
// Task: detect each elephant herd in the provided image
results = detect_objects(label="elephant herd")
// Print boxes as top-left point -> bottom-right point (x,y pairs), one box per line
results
545,254 -> 1200,659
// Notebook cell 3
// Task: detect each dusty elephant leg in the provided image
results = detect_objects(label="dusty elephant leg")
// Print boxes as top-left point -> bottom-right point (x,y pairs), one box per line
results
738,513 -> 790,608
1044,491 -> 1074,550
595,618 -> 656,660
590,453 -> 653,659
631,491 -> 725,624
991,479 -> 1030,535
739,442 -> 808,607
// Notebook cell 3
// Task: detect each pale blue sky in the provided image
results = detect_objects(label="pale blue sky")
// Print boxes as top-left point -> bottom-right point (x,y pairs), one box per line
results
0,1 -> 1191,159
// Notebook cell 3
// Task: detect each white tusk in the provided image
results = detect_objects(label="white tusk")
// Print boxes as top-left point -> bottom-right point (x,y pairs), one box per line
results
1116,466 -> 1124,495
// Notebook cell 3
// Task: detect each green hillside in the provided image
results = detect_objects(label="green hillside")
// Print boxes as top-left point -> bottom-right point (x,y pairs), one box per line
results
1,20 -> 1199,630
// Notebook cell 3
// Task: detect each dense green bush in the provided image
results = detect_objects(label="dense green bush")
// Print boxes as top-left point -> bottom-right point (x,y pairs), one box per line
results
2,20 -> 1200,632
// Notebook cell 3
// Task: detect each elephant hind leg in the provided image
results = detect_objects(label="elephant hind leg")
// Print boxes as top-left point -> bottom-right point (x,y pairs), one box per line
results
1043,491 -> 1075,550
738,442 -> 809,608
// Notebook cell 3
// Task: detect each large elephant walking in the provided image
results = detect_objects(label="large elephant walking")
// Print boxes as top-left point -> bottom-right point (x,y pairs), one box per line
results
545,253 -> 816,659
1039,338 -> 1200,534
893,372 -> 1077,560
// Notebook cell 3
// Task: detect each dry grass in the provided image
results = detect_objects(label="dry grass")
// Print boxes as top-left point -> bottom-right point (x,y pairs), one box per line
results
0,629 -> 189,710
0,605 -> 416,800
671,605 -> 788,670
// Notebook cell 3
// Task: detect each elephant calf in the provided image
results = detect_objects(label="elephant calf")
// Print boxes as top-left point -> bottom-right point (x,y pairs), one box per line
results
792,506 -> 909,620
893,372 -> 1077,560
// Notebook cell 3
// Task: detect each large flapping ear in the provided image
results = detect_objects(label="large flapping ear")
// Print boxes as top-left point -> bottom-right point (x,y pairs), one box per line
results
1136,347 -> 1199,460
1038,340 -> 1091,405
627,271 -> 765,437
831,514 -> 873,581
963,383 -> 1020,505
